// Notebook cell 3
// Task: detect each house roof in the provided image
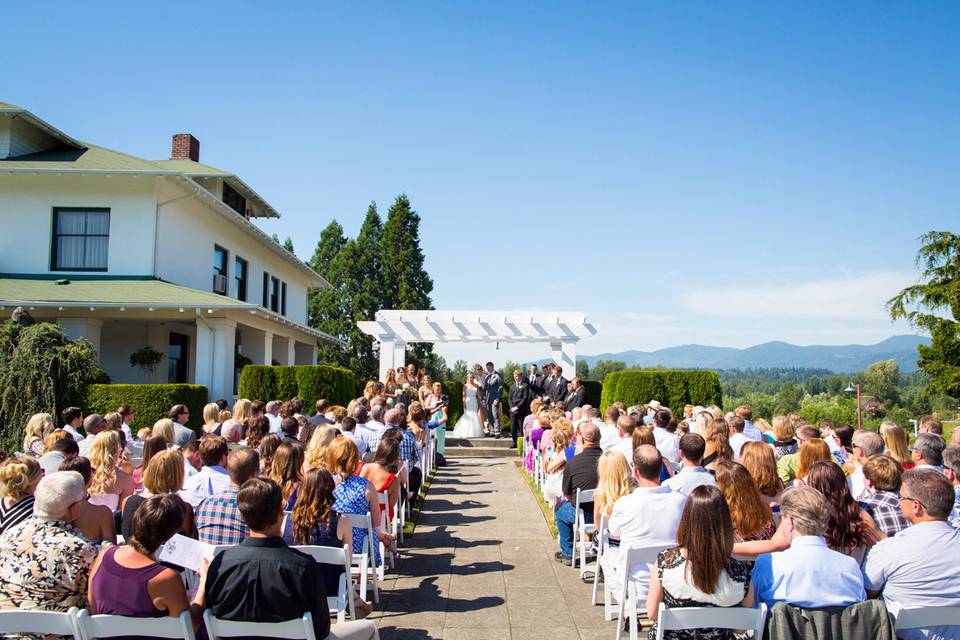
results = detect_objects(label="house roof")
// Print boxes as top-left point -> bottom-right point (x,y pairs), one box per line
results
0,102 -> 86,150
0,275 -> 342,344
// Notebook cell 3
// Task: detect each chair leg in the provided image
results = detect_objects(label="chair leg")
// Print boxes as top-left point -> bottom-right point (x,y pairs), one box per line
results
591,558 -> 601,605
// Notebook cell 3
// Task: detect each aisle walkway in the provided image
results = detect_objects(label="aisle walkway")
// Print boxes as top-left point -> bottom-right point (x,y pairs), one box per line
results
371,457 -> 610,640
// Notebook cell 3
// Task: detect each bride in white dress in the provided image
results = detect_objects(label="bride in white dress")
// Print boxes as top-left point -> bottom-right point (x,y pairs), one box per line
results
452,373 -> 486,438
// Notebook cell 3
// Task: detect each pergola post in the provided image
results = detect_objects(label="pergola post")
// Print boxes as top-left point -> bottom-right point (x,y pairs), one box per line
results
378,337 -> 395,382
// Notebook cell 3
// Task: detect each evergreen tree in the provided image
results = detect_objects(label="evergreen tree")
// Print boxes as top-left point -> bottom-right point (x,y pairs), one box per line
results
307,221 -> 350,367
888,231 -> 960,398
342,204 -> 384,378
283,237 -> 295,253
451,359 -> 469,383
380,194 -> 434,363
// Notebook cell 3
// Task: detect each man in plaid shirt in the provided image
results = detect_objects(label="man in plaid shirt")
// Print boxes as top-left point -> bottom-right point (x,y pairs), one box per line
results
196,448 -> 260,546
367,408 -> 423,496
860,455 -> 911,537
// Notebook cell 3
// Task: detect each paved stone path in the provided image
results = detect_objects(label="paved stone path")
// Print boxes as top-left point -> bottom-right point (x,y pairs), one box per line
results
370,457 -> 611,640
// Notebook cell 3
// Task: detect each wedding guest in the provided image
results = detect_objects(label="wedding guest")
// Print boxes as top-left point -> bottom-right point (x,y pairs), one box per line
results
918,415 -> 943,435
912,432 -> 946,472
632,426 -> 673,481
59,457 -> 116,544
943,447 -> 960,527
152,418 -> 177,448
703,418 -> 733,472
201,402 -> 222,436
88,430 -> 134,510
22,413 -> 54,457
791,438 -> 832,485
309,399 -> 334,427
244,416 -> 269,450
60,406 -> 85,442
592,450 -> 634,528
357,439 -> 404,525
611,415 -> 637,462
0,471 -> 99,612
751,485 -> 866,609
180,436 -> 231,508
0,455 -> 42,535
167,404 -> 195,448
329,438 -> 393,563
305,426 -> 338,471
265,401 -> 282,434
663,434 -> 716,496
258,434 -> 281,474
38,434 -> 79,476
279,416 -> 301,445
881,421 -> 914,470
804,461 -> 884,562
607,445 -> 686,600
860,455 -> 911,536
727,415 -> 751,460
542,428 -> 573,506
715,459 -> 777,543
647,485 -> 754,640
121,449 -> 195,541
78,414 -> 107,456
864,469 -> 960,640
87,494 -> 204,632
740,441 -> 784,510
196,448 -> 260,546
652,409 -> 680,466
555,423 -> 602,565
735,405 -> 762,442
268,441 -> 305,510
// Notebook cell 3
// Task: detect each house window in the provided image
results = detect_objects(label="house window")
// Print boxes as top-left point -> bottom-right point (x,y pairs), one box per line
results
51,208 -> 110,271
168,333 -> 189,383
213,245 -> 229,294
234,257 -> 247,301
281,282 -> 287,316
222,182 -> 246,216
270,276 -> 280,312
262,272 -> 269,307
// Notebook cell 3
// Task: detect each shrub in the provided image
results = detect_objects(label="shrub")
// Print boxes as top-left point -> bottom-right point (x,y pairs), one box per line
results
440,381 -> 464,425
600,369 -> 722,415
238,365 -> 357,408
82,384 -> 207,432
582,380 -> 603,408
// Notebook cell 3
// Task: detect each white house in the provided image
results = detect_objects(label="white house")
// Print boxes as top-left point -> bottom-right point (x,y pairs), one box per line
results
0,101 -> 340,401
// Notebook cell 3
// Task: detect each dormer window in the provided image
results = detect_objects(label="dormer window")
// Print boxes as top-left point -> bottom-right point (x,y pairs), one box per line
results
51,208 -> 110,271
222,182 -> 246,216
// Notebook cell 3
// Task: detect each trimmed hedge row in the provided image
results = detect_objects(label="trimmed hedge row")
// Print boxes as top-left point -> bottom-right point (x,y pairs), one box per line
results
82,384 -> 208,431
600,370 -> 722,414
237,365 -> 357,407
440,381 -> 465,424
582,380 -> 603,408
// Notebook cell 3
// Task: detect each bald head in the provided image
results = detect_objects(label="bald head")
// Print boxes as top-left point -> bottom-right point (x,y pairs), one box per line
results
632,444 -> 663,482
579,422 -> 601,447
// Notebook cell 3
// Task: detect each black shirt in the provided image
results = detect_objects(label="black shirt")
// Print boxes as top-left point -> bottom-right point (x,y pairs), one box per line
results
204,536 -> 330,640
562,446 -> 602,510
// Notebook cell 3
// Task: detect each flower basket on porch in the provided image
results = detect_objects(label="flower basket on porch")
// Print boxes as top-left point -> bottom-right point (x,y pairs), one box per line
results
129,346 -> 164,376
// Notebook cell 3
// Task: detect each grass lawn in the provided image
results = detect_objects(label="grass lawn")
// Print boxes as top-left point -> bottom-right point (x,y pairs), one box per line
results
944,421 -> 958,444
402,468 -> 435,538
518,460 -> 558,539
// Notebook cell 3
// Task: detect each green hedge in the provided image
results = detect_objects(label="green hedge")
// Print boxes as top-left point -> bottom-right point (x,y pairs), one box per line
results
82,384 -> 208,432
440,381 -> 465,425
600,370 -> 722,414
237,365 -> 357,407
582,380 -> 603,408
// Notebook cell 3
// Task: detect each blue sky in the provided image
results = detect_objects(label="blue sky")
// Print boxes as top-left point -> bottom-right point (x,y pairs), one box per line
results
6,2 -> 958,364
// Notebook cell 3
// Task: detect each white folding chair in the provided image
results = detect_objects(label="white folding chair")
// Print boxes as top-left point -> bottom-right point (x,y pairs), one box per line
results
344,512 -> 379,604
203,610 -> 317,640
654,602 -> 768,640
0,607 -> 81,639
603,543 -> 671,628
75,609 -> 195,639
571,488 -> 596,570
893,605 -> 960,635
591,514 -> 610,605
376,492 -> 397,570
292,544 -> 355,623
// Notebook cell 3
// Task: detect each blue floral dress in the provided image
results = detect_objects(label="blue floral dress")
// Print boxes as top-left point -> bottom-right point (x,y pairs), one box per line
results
333,474 -> 381,565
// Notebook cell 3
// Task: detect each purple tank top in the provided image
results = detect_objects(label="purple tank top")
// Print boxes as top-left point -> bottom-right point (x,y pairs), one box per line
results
92,546 -> 168,617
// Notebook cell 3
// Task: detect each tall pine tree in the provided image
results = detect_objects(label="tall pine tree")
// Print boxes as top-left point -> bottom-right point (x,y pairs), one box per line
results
308,221 -> 350,367
342,203 -> 384,377
380,194 -> 434,364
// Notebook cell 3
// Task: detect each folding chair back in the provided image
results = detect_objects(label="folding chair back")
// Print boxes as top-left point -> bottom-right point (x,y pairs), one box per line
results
0,607 -> 80,639
344,512 -> 380,603
292,544 -> 355,622
203,610 -> 317,640
894,605 -> 960,633
76,609 -> 195,639
655,603 -> 768,640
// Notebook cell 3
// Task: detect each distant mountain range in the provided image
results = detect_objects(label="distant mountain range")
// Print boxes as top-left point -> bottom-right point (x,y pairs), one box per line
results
580,335 -> 929,373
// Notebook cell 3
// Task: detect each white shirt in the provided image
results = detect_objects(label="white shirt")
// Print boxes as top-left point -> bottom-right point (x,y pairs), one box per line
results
345,431 -> 368,456
608,485 -> 686,601
612,437 -> 633,465
729,432 -> 751,459
652,427 -> 680,465
180,465 -> 231,508
266,413 -> 282,434
598,423 -> 620,451
847,466 -> 867,501
63,424 -> 84,442
864,521 -> 960,640
663,465 -> 717,496
78,435 -> 96,457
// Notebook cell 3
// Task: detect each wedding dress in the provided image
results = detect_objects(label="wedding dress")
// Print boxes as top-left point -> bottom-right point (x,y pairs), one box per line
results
452,385 -> 485,438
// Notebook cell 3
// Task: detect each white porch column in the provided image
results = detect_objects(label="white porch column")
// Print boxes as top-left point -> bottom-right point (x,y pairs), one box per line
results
58,318 -> 103,360
310,344 -> 318,365
286,337 -> 296,366
206,318 -> 236,401
378,337 -> 398,382
263,331 -> 274,365
194,319 -> 213,393
549,340 -> 563,370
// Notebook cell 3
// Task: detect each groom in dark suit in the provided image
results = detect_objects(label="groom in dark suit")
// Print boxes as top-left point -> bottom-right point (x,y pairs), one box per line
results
508,369 -> 532,439
545,365 -> 569,405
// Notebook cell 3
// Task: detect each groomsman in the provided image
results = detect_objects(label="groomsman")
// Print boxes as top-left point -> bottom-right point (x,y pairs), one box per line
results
545,365 -> 569,405
564,377 -> 586,410
527,363 -> 544,397
508,370 -> 532,438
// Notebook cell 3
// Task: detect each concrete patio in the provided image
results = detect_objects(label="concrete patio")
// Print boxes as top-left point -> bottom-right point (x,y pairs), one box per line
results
370,456 -> 611,640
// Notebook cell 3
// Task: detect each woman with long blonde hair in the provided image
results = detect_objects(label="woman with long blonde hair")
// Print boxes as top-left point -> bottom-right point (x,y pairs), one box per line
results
120,449 -> 195,539
152,418 -> 177,448
201,402 -> 221,435
881,421 -> 913,470
542,426 -> 572,505
593,450 -> 633,525
304,426 -> 338,471
22,413 -> 54,456
770,415 -> 798,460
88,430 -> 134,509
269,441 -> 305,509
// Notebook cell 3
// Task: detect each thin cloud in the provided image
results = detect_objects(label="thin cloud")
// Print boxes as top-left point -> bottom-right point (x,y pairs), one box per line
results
681,271 -> 917,320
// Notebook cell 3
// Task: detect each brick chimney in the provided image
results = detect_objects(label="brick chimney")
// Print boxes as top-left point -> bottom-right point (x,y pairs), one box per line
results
171,133 -> 200,162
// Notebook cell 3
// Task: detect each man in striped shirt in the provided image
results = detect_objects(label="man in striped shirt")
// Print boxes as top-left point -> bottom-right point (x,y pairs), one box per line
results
196,448 -> 260,546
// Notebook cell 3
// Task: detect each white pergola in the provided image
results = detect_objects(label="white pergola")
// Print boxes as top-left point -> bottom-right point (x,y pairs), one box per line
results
357,310 -> 597,381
